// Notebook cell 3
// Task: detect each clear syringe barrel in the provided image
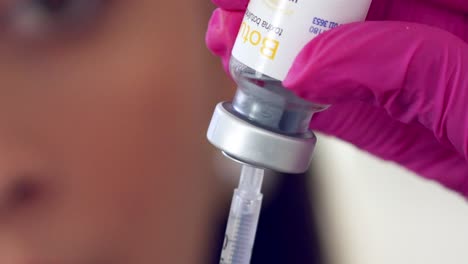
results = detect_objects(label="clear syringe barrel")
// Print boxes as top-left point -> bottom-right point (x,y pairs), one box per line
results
220,165 -> 264,264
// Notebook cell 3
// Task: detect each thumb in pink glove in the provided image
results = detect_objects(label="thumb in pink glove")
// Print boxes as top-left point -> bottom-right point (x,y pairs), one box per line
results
285,20 -> 468,197
206,0 -> 468,198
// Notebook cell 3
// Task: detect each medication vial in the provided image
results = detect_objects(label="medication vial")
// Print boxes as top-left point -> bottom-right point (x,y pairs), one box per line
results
208,0 -> 372,174
209,1 -> 372,263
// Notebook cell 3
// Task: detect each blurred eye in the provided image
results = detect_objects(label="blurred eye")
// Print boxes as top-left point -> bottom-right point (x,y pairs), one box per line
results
4,0 -> 107,38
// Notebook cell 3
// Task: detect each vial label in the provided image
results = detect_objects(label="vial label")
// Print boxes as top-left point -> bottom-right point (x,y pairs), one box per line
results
232,0 -> 371,81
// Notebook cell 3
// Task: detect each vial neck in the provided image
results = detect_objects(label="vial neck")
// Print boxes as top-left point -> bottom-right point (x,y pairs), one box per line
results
231,82 -> 325,135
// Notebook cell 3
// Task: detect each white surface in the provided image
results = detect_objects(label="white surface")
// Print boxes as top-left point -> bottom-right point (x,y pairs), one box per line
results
313,134 -> 468,264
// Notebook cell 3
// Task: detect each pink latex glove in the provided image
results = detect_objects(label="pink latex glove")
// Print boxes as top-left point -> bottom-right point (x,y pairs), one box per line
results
206,0 -> 468,198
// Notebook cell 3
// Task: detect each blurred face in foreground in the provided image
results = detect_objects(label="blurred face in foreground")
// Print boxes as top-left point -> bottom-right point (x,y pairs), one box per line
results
0,0 -> 221,263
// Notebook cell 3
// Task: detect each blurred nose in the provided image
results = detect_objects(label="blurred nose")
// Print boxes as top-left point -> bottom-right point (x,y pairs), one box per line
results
0,143 -> 47,221
0,175 -> 43,219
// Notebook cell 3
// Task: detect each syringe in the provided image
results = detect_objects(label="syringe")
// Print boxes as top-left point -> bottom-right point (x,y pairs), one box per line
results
220,164 -> 264,264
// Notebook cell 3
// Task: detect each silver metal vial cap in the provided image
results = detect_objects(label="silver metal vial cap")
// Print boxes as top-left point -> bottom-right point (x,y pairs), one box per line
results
207,102 -> 316,174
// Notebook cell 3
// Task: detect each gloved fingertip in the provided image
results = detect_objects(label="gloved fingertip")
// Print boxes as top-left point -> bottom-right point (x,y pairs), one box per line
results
205,9 -> 226,57
284,22 -> 411,105
206,9 -> 244,58
283,57 -> 320,99
212,0 -> 249,11
283,29 -> 357,105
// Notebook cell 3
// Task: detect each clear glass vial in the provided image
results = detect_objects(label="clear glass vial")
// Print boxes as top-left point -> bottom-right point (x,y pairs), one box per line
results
207,0 -> 372,173
206,56 -> 324,174
229,57 -> 325,136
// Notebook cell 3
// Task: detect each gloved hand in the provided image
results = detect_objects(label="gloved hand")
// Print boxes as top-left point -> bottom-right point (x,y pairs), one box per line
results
206,0 -> 468,198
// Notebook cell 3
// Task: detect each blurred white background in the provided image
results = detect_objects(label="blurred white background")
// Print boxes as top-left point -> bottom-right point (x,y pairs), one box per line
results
313,134 -> 468,264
